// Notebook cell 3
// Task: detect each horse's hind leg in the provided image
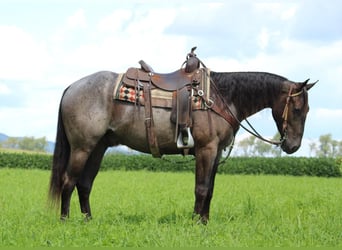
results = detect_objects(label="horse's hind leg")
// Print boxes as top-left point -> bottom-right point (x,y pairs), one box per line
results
61,149 -> 90,219
76,137 -> 108,219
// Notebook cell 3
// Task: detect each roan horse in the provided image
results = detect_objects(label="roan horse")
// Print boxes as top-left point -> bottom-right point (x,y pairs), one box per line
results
49,64 -> 316,223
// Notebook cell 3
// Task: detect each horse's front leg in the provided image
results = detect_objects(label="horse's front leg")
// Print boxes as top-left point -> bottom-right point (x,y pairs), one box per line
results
193,144 -> 221,224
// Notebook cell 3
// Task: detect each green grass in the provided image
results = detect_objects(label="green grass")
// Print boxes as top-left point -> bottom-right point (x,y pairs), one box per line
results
1,168 -> 342,247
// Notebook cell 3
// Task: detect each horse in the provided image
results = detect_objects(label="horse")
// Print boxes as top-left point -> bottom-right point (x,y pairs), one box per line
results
49,69 -> 316,223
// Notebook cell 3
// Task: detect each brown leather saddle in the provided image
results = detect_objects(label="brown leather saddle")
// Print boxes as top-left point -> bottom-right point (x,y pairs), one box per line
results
122,66 -> 201,148
113,47 -> 224,158
116,47 -> 238,157
122,66 -> 201,91
119,48 -> 203,156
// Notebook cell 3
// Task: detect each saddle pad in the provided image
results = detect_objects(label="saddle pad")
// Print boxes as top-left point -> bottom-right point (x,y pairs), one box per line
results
113,74 -> 205,110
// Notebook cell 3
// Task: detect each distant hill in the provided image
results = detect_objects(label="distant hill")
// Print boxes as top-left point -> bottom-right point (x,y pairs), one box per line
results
0,133 -> 8,142
47,141 -> 55,153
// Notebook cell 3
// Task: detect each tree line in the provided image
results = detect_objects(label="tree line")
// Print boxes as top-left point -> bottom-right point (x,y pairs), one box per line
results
0,136 -> 48,152
1,134 -> 341,157
235,133 -> 342,157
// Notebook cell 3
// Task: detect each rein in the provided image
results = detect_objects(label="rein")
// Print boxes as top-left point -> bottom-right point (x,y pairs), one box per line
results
232,84 -> 302,146
242,85 -> 303,146
206,72 -> 304,147
182,53 -> 304,150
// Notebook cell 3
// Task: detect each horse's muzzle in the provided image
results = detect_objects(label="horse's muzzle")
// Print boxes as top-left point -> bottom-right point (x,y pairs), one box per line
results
281,140 -> 300,154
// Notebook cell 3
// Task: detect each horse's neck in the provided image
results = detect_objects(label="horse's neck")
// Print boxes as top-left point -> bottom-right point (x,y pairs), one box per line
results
211,72 -> 284,120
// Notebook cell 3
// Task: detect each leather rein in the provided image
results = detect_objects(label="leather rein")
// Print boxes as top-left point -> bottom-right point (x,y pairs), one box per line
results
241,85 -> 303,146
200,67 -> 304,146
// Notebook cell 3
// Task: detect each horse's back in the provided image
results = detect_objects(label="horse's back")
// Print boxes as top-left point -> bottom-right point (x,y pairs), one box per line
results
63,71 -> 117,104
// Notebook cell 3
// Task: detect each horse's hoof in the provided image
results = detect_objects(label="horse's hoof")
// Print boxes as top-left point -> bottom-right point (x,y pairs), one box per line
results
200,217 -> 208,225
60,216 -> 68,221
192,213 -> 208,225
82,213 -> 92,222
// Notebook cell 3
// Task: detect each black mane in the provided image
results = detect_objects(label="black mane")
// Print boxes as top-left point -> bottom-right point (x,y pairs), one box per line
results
210,71 -> 287,116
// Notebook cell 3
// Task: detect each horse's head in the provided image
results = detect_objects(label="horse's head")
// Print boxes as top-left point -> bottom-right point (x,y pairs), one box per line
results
272,79 -> 317,154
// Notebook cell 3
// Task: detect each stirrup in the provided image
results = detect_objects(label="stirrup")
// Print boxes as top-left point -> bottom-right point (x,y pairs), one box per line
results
177,127 -> 194,149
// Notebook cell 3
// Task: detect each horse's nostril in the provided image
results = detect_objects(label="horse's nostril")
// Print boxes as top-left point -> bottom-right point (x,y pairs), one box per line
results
291,145 -> 299,153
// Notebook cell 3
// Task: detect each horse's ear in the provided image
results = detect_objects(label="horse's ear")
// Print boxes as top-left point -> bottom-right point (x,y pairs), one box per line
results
306,80 -> 318,91
300,78 -> 317,91
302,78 -> 310,86
304,78 -> 310,84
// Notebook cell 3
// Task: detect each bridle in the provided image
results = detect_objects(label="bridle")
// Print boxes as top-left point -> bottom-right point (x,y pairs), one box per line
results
279,85 -> 304,144
188,59 -> 305,147
239,84 -> 304,146
212,77 -> 305,147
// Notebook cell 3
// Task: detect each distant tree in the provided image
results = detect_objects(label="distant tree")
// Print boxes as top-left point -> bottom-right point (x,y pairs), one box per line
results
331,139 -> 339,157
237,133 -> 342,157
270,133 -> 283,157
237,133 -> 282,157
1,136 -> 47,152
238,136 -> 256,156
338,141 -> 342,157
18,136 -> 47,152
254,139 -> 273,156
309,141 -> 317,157
314,134 -> 342,157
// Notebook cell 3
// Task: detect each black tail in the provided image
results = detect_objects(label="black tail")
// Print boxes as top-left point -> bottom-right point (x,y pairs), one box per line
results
49,88 -> 70,207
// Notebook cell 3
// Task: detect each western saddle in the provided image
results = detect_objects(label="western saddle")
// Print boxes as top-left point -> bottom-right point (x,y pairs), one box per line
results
120,47 -> 208,157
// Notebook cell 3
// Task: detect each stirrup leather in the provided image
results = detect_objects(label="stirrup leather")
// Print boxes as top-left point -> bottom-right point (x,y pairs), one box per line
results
176,127 -> 194,149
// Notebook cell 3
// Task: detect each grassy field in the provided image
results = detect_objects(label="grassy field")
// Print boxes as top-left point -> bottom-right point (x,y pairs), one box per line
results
1,168 -> 342,247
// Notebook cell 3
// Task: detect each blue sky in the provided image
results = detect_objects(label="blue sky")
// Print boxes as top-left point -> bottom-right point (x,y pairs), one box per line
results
0,0 -> 341,156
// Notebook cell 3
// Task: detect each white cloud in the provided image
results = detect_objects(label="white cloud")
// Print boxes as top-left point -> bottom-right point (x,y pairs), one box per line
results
0,83 -> 11,95
315,108 -> 342,119
254,2 -> 298,21
0,25 -> 50,81
257,28 -> 270,50
66,9 -> 87,30
126,8 -> 176,35
305,108 -> 342,140
0,88 -> 61,140
0,107 -> 55,140
57,7 -> 187,74
49,9 -> 87,49
206,38 -> 342,96
97,9 -> 132,33
281,6 -> 298,20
